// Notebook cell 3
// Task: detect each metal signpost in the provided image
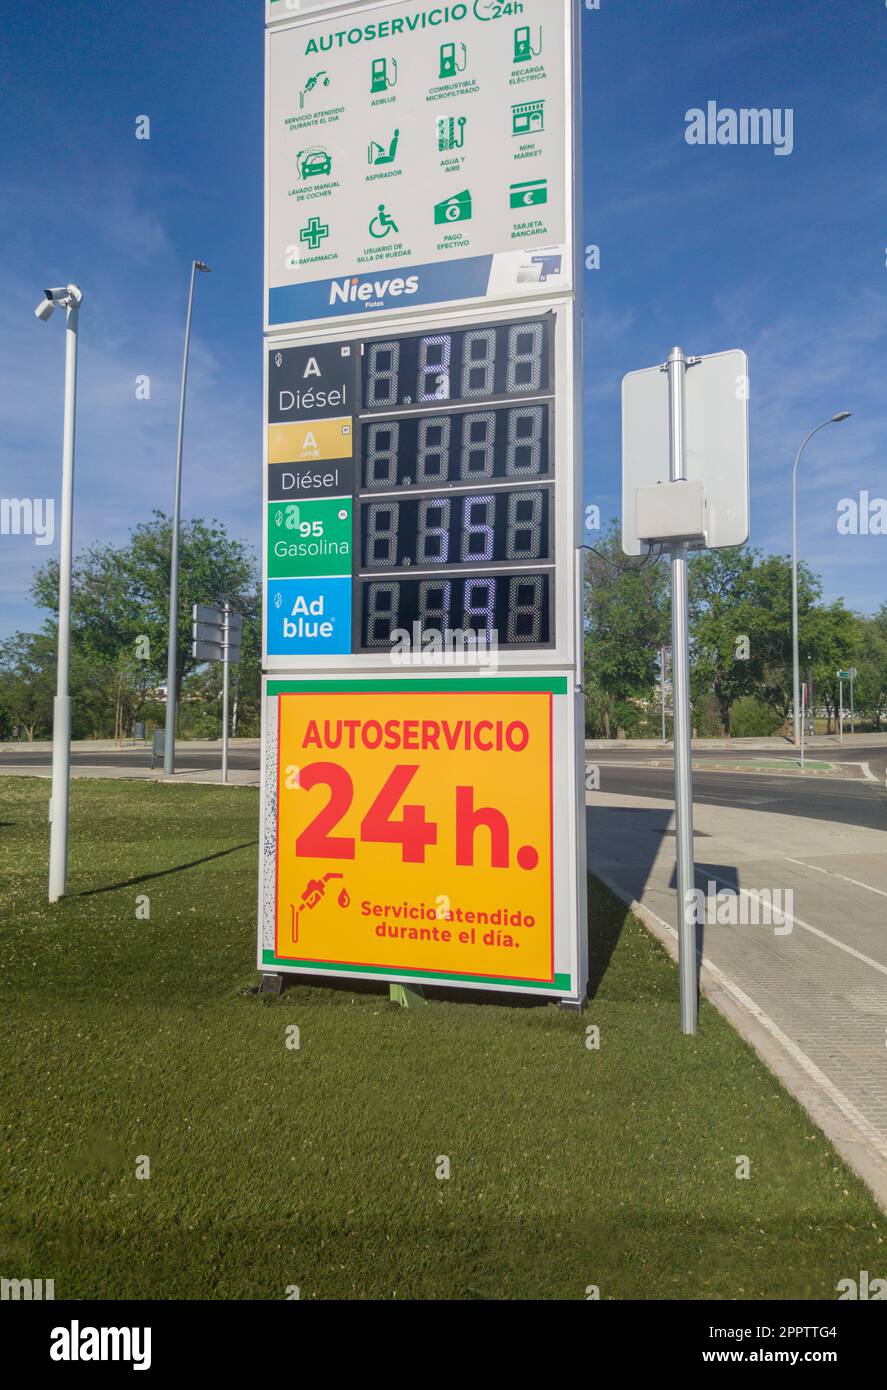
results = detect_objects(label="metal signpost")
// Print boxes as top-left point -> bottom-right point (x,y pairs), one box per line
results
622,347 -> 750,1034
259,0 -> 586,1006
192,603 -> 243,783
837,668 -> 853,742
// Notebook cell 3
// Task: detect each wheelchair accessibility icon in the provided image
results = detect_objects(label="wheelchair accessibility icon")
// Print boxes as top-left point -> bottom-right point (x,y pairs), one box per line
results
369,203 -> 399,239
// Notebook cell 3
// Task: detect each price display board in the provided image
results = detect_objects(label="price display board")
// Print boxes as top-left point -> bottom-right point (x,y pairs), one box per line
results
263,310 -> 563,664
261,0 -> 587,1006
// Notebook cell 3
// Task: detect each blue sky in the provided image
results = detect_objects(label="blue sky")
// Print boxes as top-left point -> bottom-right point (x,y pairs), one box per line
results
0,0 -> 884,642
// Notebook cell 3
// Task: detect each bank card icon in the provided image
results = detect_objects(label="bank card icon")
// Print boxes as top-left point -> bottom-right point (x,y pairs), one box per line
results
510,179 -> 548,209
434,189 -> 472,225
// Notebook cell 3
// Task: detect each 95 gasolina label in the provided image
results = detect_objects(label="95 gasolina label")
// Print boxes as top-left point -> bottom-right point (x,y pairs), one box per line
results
267,498 -> 353,578
273,689 -> 554,984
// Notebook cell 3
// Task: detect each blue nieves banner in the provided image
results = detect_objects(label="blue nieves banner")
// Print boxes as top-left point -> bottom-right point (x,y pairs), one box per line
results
269,256 -> 493,325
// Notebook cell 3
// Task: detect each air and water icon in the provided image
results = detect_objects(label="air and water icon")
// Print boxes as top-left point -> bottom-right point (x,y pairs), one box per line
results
437,116 -> 466,152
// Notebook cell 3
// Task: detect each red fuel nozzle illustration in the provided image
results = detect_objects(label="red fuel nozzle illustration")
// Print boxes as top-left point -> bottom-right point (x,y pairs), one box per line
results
291,873 -> 350,944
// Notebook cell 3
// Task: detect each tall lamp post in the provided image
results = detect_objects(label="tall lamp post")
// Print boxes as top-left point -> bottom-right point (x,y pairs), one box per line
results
163,260 -> 211,776
35,285 -> 83,903
791,412 -> 851,746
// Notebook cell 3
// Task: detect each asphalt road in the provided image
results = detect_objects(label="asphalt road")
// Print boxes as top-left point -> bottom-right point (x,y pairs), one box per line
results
594,765 -> 887,831
3,743 -> 886,831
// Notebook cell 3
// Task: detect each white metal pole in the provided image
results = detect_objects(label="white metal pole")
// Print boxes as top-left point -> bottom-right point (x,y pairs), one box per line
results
48,299 -> 79,903
839,679 -> 844,744
221,605 -> 230,785
800,683 -> 806,770
850,670 -> 855,735
666,347 -> 697,1036
791,415 -> 851,747
164,260 -> 208,776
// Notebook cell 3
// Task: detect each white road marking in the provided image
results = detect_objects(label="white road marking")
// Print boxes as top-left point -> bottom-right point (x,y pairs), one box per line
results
704,872 -> 887,978
785,856 -> 887,901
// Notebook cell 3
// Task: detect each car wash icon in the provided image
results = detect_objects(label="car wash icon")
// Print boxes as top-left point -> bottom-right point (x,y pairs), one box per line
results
297,146 -> 332,179
291,873 -> 350,944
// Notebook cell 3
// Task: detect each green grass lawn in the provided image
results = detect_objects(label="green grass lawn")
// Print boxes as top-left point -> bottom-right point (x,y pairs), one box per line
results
1,777 -> 883,1300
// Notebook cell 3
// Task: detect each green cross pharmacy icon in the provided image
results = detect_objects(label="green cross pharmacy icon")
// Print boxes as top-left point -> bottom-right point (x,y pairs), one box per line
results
299,215 -> 330,252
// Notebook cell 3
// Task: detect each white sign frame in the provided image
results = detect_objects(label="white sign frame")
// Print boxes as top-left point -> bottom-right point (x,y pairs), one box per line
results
264,0 -> 576,333
621,349 -> 750,556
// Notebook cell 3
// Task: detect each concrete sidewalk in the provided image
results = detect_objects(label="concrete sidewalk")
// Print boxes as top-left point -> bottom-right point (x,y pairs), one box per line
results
586,733 -> 887,751
0,764 -> 259,788
0,738 -> 261,754
588,787 -> 887,1211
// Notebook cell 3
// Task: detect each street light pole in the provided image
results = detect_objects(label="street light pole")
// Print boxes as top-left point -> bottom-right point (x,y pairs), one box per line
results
35,285 -> 82,904
164,260 -> 210,777
791,412 -> 851,747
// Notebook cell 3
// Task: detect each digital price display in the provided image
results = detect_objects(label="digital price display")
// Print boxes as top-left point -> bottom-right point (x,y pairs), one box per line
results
355,316 -> 555,653
362,319 -> 552,410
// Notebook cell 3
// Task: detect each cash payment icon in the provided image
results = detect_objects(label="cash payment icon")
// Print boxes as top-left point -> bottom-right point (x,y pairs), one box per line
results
434,190 -> 473,225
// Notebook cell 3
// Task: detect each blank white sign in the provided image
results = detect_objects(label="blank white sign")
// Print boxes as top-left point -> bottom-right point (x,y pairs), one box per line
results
621,349 -> 749,555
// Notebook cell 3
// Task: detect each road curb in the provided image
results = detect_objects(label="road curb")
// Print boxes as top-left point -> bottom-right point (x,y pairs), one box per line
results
593,870 -> 887,1217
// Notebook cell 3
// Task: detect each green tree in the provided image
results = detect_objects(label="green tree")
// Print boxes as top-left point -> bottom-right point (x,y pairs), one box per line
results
0,632 -> 57,740
688,548 -> 776,734
31,512 -> 259,730
584,523 -> 669,737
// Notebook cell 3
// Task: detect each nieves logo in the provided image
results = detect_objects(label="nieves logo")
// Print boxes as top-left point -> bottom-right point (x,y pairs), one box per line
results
330,274 -> 420,306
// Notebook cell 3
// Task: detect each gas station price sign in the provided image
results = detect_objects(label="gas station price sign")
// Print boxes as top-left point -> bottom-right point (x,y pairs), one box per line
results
261,0 -> 585,1006
264,313 -> 558,660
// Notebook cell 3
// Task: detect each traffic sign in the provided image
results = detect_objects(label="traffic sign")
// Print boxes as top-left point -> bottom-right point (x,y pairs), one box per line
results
622,349 -> 750,556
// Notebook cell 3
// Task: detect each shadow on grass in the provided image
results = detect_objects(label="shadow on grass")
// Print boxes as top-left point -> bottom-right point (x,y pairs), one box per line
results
79,840 -> 258,897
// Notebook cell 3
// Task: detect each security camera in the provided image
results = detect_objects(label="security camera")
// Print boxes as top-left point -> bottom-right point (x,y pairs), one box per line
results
34,284 -> 82,321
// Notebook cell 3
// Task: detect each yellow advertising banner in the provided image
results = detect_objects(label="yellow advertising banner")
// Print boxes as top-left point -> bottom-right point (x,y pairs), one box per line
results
274,690 -> 554,984
268,417 -> 353,466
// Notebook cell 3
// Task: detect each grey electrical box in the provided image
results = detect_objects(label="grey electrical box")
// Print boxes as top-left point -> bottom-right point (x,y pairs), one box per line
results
635,480 -> 707,544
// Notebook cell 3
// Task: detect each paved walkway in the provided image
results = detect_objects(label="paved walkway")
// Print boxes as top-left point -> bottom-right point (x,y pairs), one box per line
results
588,788 -> 887,1210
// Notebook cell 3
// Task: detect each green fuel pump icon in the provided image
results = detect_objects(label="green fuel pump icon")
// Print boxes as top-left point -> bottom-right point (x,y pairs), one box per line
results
439,42 -> 467,81
371,56 -> 398,93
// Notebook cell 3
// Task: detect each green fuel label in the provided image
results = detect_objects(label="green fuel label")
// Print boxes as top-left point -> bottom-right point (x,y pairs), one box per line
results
267,498 -> 352,579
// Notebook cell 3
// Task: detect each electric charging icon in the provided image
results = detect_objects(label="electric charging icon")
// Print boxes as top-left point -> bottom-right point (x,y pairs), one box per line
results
514,26 -> 543,64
